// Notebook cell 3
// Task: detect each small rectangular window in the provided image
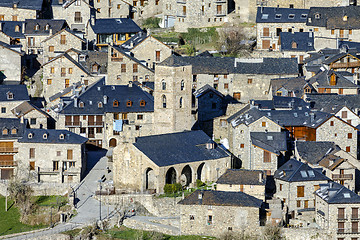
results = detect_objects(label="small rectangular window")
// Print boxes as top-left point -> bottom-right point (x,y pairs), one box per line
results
53,161 -> 59,171
137,114 -> 143,120
121,64 -> 126,72
67,149 -> 73,160
207,215 -> 213,225
49,46 -> 54,52
30,148 -> 35,158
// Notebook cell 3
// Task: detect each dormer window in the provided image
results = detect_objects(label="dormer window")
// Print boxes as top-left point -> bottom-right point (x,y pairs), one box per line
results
7,92 -> 13,100
34,24 -> 40,31
45,24 -> 50,31
59,134 -> 64,140
140,100 -> 146,107
291,41 -> 297,49
343,16 -> 348,21
315,13 -> 321,19
113,100 -> 119,107
11,128 -> 17,134
28,133 -> 33,139
98,102 -> 103,108
79,101 -> 84,108
43,133 -> 48,139
301,14 -> 307,19
127,100 -> 132,107
288,14 -> 295,19
2,128 -> 8,135
92,63 -> 99,73
13,3 -> 17,8
79,55 -> 86,61
275,14 -> 282,19
15,25 -> 20,32
330,73 -> 337,86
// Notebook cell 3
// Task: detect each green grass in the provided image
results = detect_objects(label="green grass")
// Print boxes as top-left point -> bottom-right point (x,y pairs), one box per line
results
0,197 -> 45,236
107,227 -> 216,240
33,195 -> 67,207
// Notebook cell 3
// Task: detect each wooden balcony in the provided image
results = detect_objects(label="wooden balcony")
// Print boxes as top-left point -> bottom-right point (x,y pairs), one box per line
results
0,147 -> 18,153
330,62 -> 360,69
88,121 -> 104,126
0,161 -> 17,167
332,174 -> 353,180
65,121 -> 81,127
38,168 -> 60,175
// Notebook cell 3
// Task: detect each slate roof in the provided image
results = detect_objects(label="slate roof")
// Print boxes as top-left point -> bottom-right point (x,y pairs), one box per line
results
252,96 -> 310,110
24,19 -> 67,35
61,78 -> 154,115
178,190 -> 263,208
159,55 -> 299,75
315,182 -> 360,204
228,106 -> 331,129
0,21 -> 25,38
0,85 -> 29,102
271,77 -> 307,97
0,40 -> 24,55
0,118 -> 26,139
308,69 -> 358,89
339,41 -> 360,53
256,7 -> 309,23
296,141 -> 340,165
197,50 -> 213,57
193,84 -> 224,98
250,132 -> 288,154
121,31 -> 149,49
280,32 -> 315,52
133,130 -> 229,167
274,158 -> 330,182
42,52 -> 91,75
49,81 -> 82,102
42,28 -> 85,43
307,6 -> 360,29
216,169 -> 266,185
79,50 -> 108,75
11,101 -> 49,118
305,93 -> 360,113
19,129 -> 87,144
0,0 -> 43,10
90,18 -> 141,34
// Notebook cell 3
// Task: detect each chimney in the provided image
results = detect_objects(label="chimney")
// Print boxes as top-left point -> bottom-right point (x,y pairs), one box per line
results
130,41 -> 134,48
128,81 -> 133,87
20,116 -> 24,124
103,95 -> 108,104
259,172 -> 263,183
91,15 -> 95,26
49,28 -> 52,36
22,22 -> 25,34
310,112 -> 315,122
74,97 -> 78,107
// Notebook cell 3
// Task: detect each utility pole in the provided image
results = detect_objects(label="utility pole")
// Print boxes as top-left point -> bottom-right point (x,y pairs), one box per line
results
99,180 -> 102,221
5,184 -> 7,212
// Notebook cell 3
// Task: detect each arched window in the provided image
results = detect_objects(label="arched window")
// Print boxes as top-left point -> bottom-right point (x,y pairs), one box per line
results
7,92 -> 13,100
79,101 -> 84,108
162,80 -> 166,90
181,80 -> 185,91
98,102 -> 103,108
14,25 -> 20,32
43,133 -> 48,139
34,24 -> 39,31
127,100 -> 132,107
291,41 -> 297,49
140,100 -> 146,107
11,128 -> 17,134
28,133 -> 33,139
113,100 -> 119,107
179,97 -> 183,108
162,95 -> 166,108
2,128 -> 8,135
45,24 -> 50,30
59,134 -> 64,140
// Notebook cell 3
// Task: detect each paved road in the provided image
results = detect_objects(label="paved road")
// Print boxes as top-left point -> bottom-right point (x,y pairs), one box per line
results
5,150 -> 115,240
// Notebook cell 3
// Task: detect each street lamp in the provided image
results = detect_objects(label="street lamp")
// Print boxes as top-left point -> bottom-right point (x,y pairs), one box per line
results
98,175 -> 106,221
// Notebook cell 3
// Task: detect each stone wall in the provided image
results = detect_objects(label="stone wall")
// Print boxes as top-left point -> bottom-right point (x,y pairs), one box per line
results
217,183 -> 265,200
0,7 -> 37,21
52,3 -> 90,31
0,46 -> 22,83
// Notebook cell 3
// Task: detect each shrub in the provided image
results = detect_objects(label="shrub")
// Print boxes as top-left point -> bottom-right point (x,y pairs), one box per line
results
142,17 -> 161,29
196,179 -> 205,188
163,183 -> 182,194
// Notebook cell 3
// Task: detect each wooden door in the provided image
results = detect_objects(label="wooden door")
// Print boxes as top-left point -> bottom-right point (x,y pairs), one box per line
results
262,40 -> 270,49
88,115 -> 94,125
67,149 -> 73,160
304,200 -> 308,209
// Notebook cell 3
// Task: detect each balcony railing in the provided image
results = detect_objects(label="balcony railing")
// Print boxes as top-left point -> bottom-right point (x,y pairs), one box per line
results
0,147 -> 18,153
332,174 -> 353,180
65,121 -> 81,127
337,215 -> 347,220
0,161 -> 17,167
88,121 -> 104,126
88,134 -> 95,138
177,0 -> 186,3
330,62 -> 360,69
38,168 -> 60,175
351,215 -> 360,220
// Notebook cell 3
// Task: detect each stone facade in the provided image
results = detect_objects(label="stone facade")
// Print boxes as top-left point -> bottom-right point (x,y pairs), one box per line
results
42,29 -> 85,63
0,44 -> 23,84
113,142 -> 231,193
217,183 -> 265,200
107,45 -> 155,85
313,28 -> 360,50
316,116 -> 358,159
93,0 -> 130,18
153,64 -> 192,135
0,6 -> 39,21
179,204 -> 260,237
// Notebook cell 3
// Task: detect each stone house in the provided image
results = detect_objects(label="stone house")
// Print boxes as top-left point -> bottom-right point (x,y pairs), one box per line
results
308,69 -> 359,95
121,32 -> 172,70
0,21 -> 26,46
17,129 -> 87,184
86,18 -> 142,50
279,32 -> 314,64
274,158 -> 330,217
216,169 -> 266,200
307,6 -> 360,50
161,0 -> 228,32
0,118 -> 26,180
52,0 -> 93,31
295,141 -> 360,193
256,7 -> 310,50
334,106 -> 360,128
315,182 -> 360,239
0,0 -> 45,21
107,45 -> 154,85
41,48 -> 107,102
41,28 -> 86,62
24,19 -> 68,55
178,190 -> 263,237
93,0 -> 130,19
0,85 -> 30,118
57,78 -> 154,148
130,0 -> 163,20
270,76 -> 310,97
113,130 -> 231,193
0,41 -> 24,84
11,101 -> 54,129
